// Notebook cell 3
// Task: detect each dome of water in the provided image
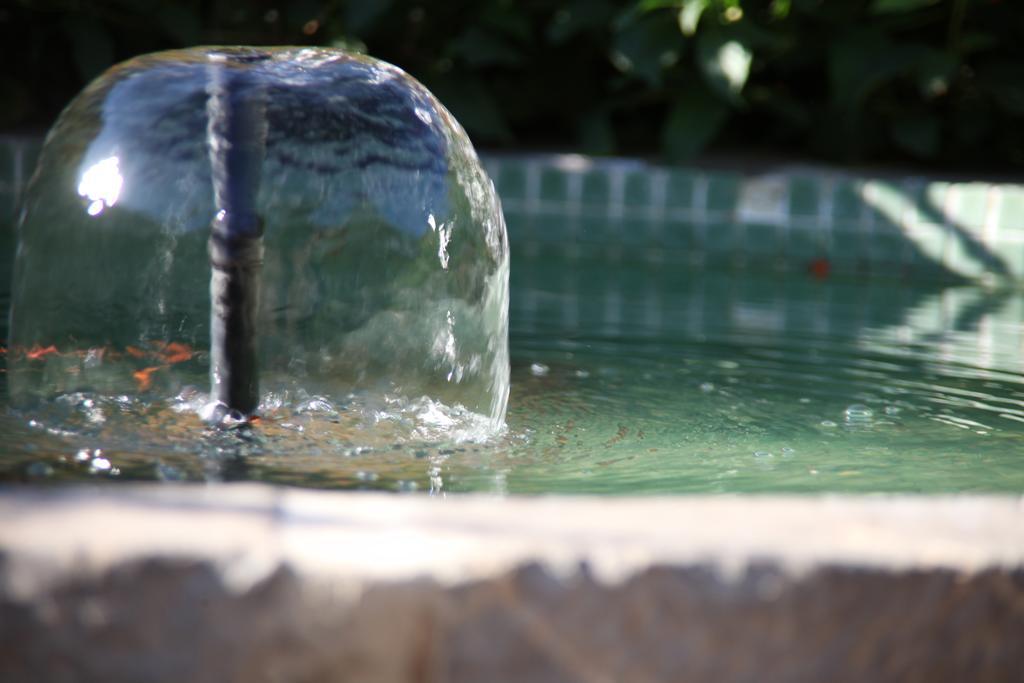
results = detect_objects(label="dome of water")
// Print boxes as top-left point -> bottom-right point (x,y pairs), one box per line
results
8,47 -> 509,433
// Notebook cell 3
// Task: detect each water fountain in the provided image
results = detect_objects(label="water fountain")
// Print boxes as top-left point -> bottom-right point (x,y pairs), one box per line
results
7,47 -> 510,439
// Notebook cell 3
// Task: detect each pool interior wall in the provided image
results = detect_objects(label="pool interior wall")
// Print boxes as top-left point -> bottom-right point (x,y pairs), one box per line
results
4,137 -> 1024,283
1,137 -> 1023,680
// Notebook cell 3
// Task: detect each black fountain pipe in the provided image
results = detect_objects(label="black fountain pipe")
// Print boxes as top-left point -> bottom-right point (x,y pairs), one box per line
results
204,56 -> 268,422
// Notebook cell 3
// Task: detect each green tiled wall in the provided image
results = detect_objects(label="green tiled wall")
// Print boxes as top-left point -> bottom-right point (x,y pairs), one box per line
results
2,137 -> 1022,283
484,154 -> 1024,283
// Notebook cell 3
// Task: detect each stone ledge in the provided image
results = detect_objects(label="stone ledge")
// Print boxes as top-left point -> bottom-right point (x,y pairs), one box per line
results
1,485 -> 1021,682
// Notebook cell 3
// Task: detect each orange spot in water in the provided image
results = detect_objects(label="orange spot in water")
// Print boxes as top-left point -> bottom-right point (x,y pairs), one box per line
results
125,345 -> 147,359
26,345 -> 59,360
808,258 -> 831,280
161,342 -> 193,364
248,415 -> 262,425
133,366 -> 162,391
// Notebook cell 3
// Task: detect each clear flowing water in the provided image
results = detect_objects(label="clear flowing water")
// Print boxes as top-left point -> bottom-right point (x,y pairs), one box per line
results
2,245 -> 1022,493
9,47 -> 510,426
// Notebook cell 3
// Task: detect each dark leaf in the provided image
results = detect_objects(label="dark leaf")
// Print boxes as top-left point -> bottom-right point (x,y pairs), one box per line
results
828,30 -> 930,109
579,110 -> 617,155
479,3 -> 533,43
678,0 -> 709,36
611,11 -> 685,86
427,76 -> 514,143
449,27 -> 524,68
976,61 -> 1024,116
889,114 -> 940,159
547,0 -> 615,44
662,81 -> 728,161
343,0 -> 394,35
0,76 -> 34,128
157,4 -> 202,46
62,14 -> 114,83
913,48 -> 958,99
696,25 -> 752,104
869,0 -> 940,14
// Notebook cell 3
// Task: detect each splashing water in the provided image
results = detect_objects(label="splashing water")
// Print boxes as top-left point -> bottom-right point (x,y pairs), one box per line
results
8,47 -> 510,440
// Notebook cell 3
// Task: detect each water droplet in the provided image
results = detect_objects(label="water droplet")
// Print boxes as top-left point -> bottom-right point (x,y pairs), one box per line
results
798,397 -> 811,404
89,457 -> 112,473
884,405 -> 902,415
753,450 -> 773,458
845,404 -> 873,420
296,396 -> 336,415
820,420 -> 837,428
258,392 -> 286,414
574,369 -> 591,379
74,448 -> 92,462
530,363 -> 550,377
781,446 -> 795,457
700,382 -> 715,393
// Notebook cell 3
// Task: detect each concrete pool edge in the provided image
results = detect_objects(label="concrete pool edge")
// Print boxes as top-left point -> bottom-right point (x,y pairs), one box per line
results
1,485 -> 1021,682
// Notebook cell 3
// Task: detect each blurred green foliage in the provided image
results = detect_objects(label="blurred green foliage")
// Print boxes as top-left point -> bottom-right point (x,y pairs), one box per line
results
3,0 -> 1023,169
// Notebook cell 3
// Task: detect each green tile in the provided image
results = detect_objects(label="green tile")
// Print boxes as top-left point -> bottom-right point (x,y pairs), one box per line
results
0,140 -> 14,187
664,169 -> 695,209
832,179 -> 863,221
953,182 -> 989,232
658,218 -> 695,251
577,214 -> 605,245
997,186 -> 1024,233
924,182 -> 950,223
703,220 -> 736,253
580,169 -> 610,206
617,217 -> 650,247
903,224 -> 947,268
19,138 -> 43,179
864,180 -> 905,226
496,162 -> 527,202
539,167 -> 567,202
623,170 -> 650,208
943,235 -> 987,278
480,156 -> 501,180
898,181 -> 929,226
789,176 -> 819,217
530,213 -> 571,244
786,226 -> 827,261
868,233 -> 908,268
706,173 -> 739,212
829,230 -> 865,268
742,223 -> 781,257
502,211 -> 530,236
1000,240 -> 1024,279
0,188 -> 14,221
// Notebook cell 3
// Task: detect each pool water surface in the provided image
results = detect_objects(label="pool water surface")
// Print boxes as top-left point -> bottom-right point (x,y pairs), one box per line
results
2,249 -> 1022,494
